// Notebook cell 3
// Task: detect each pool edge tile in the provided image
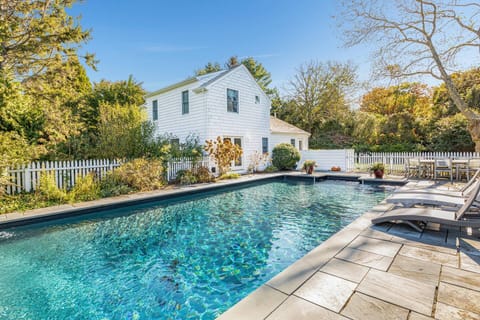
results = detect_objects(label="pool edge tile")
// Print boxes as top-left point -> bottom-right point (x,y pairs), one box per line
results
216,285 -> 287,320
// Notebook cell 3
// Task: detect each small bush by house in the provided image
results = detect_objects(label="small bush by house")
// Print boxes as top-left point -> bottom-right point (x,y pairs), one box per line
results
104,158 -> 166,192
272,143 -> 301,170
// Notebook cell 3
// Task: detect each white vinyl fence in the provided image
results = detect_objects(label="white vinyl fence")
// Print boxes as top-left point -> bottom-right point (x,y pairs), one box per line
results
166,157 -> 211,181
355,152 -> 480,175
300,149 -> 355,172
5,159 -> 121,194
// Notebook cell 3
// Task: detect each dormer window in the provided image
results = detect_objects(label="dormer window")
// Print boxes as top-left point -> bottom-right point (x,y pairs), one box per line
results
227,89 -> 239,113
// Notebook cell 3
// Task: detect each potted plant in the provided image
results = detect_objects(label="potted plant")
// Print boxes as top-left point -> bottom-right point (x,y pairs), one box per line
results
370,162 -> 385,179
302,160 -> 316,174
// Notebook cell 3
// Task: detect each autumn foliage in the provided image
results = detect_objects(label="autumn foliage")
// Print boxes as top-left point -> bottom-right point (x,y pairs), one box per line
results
204,137 -> 243,174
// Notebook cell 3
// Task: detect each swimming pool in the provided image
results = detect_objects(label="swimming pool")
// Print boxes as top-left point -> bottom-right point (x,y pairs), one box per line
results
0,179 -> 392,319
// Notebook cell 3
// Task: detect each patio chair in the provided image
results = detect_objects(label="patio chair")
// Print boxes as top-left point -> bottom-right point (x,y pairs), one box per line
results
405,158 -> 421,178
434,159 -> 453,182
372,180 -> 480,231
458,159 -> 480,181
395,169 -> 480,197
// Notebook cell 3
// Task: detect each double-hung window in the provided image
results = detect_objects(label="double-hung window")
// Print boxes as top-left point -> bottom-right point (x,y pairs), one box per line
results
290,138 -> 295,147
262,137 -> 268,154
182,90 -> 189,114
227,89 -> 239,113
152,100 -> 158,121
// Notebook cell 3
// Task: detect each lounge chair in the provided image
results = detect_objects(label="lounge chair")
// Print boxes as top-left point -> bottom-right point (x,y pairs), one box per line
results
394,169 -> 480,197
386,192 -> 468,208
372,181 -> 480,231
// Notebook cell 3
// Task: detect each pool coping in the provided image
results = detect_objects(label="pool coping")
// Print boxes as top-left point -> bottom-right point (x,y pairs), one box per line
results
0,172 -> 406,229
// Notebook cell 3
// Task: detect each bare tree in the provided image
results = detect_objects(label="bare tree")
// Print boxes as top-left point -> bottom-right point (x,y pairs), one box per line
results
338,0 -> 480,150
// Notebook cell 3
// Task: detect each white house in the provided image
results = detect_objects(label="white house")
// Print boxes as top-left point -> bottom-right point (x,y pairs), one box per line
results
270,116 -> 310,151
145,64 -> 310,172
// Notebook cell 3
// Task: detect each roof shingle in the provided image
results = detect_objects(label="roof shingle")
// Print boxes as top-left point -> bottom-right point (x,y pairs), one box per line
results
270,116 -> 310,135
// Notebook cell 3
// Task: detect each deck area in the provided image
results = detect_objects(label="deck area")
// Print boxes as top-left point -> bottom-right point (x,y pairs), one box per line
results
219,179 -> 480,320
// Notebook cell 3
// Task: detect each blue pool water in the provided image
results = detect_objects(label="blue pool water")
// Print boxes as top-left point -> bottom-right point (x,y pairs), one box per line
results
0,180 -> 392,319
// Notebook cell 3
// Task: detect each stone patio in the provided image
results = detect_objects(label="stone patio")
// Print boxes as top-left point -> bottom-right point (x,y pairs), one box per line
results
218,180 -> 480,320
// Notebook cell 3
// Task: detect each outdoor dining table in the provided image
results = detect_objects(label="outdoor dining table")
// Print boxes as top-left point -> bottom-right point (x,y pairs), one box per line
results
452,159 -> 468,180
417,159 -> 468,180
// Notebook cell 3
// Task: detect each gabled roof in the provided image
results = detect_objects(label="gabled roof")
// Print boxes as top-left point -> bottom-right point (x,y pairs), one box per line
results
145,65 -> 246,98
270,116 -> 311,136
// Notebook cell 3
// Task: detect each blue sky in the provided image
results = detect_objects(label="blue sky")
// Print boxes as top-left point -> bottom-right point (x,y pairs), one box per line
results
69,0 -> 373,93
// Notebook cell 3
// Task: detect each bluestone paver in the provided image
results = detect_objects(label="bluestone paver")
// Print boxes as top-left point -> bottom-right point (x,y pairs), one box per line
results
388,255 -> 441,285
335,247 -> 393,271
437,282 -> 480,315
441,265 -> 480,291
320,258 -> 369,283
294,272 -> 356,312
435,301 -> 480,320
266,296 -> 348,320
399,245 -> 458,267
341,292 -> 409,320
356,269 -> 435,316
348,235 -> 402,257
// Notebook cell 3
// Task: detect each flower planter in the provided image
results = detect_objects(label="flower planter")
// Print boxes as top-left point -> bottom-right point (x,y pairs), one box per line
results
374,169 -> 384,179
302,160 -> 316,175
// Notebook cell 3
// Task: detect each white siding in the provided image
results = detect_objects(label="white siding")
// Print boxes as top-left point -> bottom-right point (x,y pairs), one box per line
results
145,82 -> 208,141
270,132 -> 309,152
205,67 -> 271,171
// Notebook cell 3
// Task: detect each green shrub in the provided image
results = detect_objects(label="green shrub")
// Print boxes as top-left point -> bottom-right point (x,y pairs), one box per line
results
264,165 -> 279,173
218,172 -> 241,180
193,166 -> 214,183
69,173 -> 100,202
175,166 -> 214,185
99,173 -> 133,197
176,169 -> 198,185
271,143 -> 301,170
108,158 -> 166,191
36,172 -> 68,202
0,193 -> 38,214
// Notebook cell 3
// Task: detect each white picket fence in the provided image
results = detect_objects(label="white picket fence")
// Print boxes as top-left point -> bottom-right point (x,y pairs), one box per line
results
5,159 -> 121,194
354,152 -> 480,175
166,157 -> 210,181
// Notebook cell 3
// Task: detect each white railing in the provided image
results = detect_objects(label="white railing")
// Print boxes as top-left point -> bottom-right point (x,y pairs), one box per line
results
166,157 -> 211,181
5,159 -> 121,194
354,152 -> 480,175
